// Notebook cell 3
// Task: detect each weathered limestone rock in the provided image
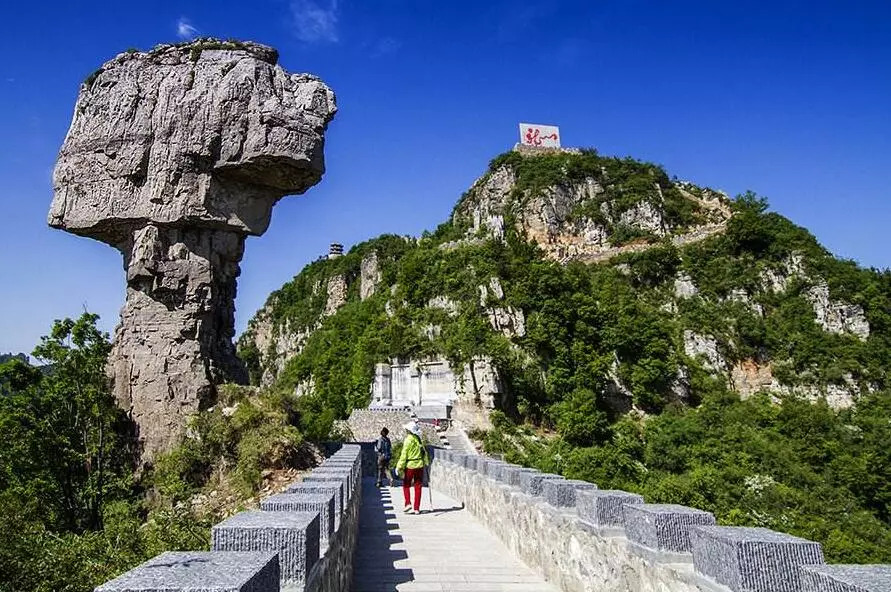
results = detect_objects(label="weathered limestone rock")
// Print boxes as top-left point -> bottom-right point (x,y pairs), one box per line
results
683,330 -> 726,373
324,274 -> 348,316
731,359 -> 779,398
450,151 -> 730,265
243,302 -> 316,386
427,295 -> 460,316
359,252 -> 380,300
477,277 -> 526,338
674,273 -> 699,299
805,282 -> 870,340
759,252 -> 806,293
725,288 -> 764,317
616,200 -> 667,236
50,40 -> 336,460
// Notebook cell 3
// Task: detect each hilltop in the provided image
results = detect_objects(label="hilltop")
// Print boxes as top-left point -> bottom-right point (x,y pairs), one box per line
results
237,146 -> 891,561
240,147 -> 887,421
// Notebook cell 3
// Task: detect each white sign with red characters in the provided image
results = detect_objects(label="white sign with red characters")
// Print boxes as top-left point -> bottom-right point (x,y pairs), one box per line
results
519,123 -> 561,148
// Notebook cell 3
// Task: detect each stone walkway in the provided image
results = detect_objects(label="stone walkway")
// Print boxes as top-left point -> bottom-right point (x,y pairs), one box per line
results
351,478 -> 558,592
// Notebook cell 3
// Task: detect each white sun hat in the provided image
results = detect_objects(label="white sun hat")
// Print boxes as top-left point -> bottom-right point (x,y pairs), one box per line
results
403,421 -> 421,436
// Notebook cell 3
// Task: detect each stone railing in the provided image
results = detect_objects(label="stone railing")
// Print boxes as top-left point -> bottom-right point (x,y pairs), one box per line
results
95,444 -> 364,592
432,448 -> 891,592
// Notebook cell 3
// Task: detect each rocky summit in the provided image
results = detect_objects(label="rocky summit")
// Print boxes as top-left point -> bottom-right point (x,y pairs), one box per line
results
49,39 -> 337,460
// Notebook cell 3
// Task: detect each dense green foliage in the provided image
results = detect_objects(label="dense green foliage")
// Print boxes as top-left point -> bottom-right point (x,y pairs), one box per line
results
483,390 -> 891,563
0,315 -> 209,592
152,384 -> 309,501
0,315 -> 128,533
0,316 -> 312,592
244,149 -> 891,564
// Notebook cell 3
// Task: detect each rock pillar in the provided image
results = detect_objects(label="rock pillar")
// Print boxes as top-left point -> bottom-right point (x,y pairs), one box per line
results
49,39 -> 337,460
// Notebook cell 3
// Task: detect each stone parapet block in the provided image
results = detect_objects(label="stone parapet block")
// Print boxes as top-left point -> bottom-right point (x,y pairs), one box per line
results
624,503 -> 715,554
691,526 -> 824,592
577,489 -> 644,527
541,479 -> 598,508
480,459 -> 507,480
95,551 -> 280,592
799,564 -> 891,592
518,471 -> 565,496
303,473 -> 352,502
286,482 -> 344,519
324,450 -> 361,463
261,492 -> 336,548
320,456 -> 359,471
465,455 -> 481,471
506,467 -> 539,488
335,444 -> 361,456
311,466 -> 355,493
493,463 -> 522,484
450,452 -> 469,467
212,510 -> 320,589
319,458 -> 361,484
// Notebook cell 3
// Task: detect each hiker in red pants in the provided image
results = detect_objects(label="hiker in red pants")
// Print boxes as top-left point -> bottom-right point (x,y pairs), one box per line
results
396,421 -> 430,514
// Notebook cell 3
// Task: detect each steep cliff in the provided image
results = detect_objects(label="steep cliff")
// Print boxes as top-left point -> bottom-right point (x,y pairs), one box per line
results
239,147 -> 890,431
50,39 -> 337,460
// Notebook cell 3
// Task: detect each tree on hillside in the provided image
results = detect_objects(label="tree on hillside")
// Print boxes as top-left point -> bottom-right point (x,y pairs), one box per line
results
0,313 -> 134,533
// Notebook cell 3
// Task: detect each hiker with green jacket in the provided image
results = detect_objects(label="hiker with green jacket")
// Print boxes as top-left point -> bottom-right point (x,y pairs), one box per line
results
396,421 -> 429,514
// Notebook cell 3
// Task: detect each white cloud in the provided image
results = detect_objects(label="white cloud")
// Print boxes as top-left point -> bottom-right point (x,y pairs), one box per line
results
291,0 -> 339,43
372,37 -> 401,58
176,17 -> 199,40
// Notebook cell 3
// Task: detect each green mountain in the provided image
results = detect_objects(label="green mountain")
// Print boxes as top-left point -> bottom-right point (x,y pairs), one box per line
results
240,147 -> 888,418
238,147 -> 891,561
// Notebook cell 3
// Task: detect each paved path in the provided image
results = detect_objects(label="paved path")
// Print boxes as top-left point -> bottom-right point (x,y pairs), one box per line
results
352,478 -> 558,592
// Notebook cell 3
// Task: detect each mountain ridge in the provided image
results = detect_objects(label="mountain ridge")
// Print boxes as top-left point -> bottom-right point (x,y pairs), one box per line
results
238,146 -> 887,422
214,145 -> 891,561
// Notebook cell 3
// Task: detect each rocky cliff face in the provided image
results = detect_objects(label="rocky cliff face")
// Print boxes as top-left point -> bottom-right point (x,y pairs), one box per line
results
450,148 -> 731,264
50,39 -> 336,460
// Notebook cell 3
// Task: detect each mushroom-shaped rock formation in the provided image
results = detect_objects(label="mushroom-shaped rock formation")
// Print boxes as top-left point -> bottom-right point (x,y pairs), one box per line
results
50,40 -> 337,460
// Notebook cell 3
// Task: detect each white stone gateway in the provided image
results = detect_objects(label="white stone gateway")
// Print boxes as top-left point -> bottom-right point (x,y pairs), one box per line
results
371,357 -> 501,420
519,123 -> 561,148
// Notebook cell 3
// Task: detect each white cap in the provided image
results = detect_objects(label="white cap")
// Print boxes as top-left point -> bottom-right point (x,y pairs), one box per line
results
403,421 -> 421,436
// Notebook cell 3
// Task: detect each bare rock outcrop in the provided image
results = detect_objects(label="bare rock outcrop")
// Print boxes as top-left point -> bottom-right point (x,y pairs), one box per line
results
359,252 -> 381,300
478,277 -> 525,337
324,274 -> 348,316
450,150 -> 731,264
50,40 -> 336,460
805,282 -> 870,340
683,330 -> 726,373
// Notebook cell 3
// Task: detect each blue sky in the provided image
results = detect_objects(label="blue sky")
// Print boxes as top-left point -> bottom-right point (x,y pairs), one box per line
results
0,0 -> 889,355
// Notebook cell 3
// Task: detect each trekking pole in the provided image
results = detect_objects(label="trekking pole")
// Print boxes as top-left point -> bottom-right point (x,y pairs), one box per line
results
426,465 -> 434,510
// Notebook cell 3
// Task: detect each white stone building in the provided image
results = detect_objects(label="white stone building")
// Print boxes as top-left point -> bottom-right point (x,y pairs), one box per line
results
370,357 -> 501,421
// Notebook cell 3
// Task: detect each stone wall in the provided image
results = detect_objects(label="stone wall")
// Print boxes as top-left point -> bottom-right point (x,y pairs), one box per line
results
341,409 -> 438,446
95,445 -> 364,592
431,449 -> 890,592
